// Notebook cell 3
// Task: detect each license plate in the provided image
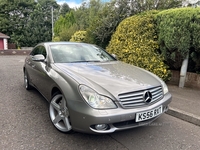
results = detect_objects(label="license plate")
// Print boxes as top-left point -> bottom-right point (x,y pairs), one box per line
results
135,105 -> 163,122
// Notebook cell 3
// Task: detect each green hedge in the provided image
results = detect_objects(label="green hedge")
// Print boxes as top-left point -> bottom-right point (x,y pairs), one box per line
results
107,11 -> 171,81
156,7 -> 200,72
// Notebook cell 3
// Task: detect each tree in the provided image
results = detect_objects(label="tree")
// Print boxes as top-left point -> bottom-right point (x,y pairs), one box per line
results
25,3 -> 53,46
85,0 -> 184,48
52,0 -> 184,47
85,0 -> 132,48
54,11 -> 76,41
130,0 -> 183,13
156,7 -> 200,72
0,0 -> 36,47
0,0 -> 59,47
72,2 -> 90,30
34,0 -> 60,43
82,0 -> 105,45
60,3 -> 71,16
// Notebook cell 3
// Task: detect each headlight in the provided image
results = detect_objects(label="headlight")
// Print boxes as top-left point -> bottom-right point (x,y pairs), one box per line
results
160,80 -> 169,94
79,85 -> 117,109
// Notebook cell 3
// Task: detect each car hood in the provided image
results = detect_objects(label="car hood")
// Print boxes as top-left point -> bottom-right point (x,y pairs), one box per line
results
55,61 -> 161,97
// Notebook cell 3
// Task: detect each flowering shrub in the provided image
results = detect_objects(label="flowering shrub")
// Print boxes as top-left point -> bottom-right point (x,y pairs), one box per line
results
107,11 -> 171,81
70,30 -> 87,42
53,36 -> 60,42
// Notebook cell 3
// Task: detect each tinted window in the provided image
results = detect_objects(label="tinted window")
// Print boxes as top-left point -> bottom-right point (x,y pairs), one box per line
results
30,46 -> 47,58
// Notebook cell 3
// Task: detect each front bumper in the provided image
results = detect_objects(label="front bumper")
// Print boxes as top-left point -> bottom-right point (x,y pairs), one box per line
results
70,92 -> 172,134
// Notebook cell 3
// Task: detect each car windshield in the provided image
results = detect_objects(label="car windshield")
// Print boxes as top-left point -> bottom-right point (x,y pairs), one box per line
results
50,43 -> 116,63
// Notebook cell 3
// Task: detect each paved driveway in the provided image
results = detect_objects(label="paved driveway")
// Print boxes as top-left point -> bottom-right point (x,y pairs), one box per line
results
1,55 -> 200,150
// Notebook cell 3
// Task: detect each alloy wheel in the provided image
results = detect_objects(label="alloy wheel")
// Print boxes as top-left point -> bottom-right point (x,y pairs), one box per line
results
49,94 -> 72,132
24,71 -> 31,90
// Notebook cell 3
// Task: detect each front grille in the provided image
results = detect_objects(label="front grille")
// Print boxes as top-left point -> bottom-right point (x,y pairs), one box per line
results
118,86 -> 163,108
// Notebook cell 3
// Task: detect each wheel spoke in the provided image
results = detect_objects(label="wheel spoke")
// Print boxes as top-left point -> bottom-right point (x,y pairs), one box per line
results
63,117 -> 72,131
51,100 -> 61,112
53,114 -> 63,124
60,96 -> 66,110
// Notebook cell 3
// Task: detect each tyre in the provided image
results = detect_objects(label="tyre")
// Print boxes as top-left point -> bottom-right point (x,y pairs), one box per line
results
24,70 -> 32,90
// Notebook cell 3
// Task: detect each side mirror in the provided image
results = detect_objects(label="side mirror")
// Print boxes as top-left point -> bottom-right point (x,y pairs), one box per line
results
32,54 -> 45,61
111,54 -> 117,60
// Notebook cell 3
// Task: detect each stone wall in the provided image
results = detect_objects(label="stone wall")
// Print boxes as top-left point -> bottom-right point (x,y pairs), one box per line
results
167,70 -> 200,89
0,49 -> 31,55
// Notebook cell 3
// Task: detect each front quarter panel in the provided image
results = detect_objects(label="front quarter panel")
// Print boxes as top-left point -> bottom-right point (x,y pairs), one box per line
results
48,64 -> 82,103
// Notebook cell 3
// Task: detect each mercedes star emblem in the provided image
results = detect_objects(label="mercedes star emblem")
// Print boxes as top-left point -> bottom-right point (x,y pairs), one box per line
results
143,91 -> 153,103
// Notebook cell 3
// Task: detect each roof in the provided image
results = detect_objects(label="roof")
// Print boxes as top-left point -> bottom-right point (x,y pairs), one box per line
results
0,32 -> 10,38
37,41 -> 91,47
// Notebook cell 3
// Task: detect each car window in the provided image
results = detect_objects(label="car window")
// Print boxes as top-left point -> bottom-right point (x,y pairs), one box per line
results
50,44 -> 116,63
30,45 -> 47,58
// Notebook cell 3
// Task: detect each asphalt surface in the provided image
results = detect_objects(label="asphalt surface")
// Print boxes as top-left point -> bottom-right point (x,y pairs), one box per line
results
1,55 -> 200,150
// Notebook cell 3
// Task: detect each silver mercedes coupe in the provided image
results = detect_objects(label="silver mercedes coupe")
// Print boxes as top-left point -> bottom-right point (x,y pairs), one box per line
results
23,42 -> 172,134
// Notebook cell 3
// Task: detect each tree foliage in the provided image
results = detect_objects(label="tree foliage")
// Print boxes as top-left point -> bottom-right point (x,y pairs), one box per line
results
60,3 -> 71,16
156,7 -> 200,72
70,30 -> 87,42
0,0 -> 35,46
0,0 -> 59,47
84,0 -> 184,48
107,11 -> 171,81
130,0 -> 183,12
85,0 -> 132,48
72,3 -> 90,30
0,0 -> 185,48
54,11 -> 76,41
54,11 -> 75,36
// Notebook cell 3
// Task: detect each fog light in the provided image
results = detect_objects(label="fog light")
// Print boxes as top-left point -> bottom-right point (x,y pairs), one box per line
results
95,124 -> 108,130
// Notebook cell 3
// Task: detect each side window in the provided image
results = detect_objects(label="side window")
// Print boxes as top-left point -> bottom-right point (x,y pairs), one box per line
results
30,46 -> 47,58
30,47 -> 39,56
39,46 -> 47,58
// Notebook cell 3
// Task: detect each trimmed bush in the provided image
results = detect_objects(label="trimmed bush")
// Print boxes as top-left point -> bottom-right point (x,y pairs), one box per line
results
107,11 -> 171,81
156,7 -> 200,72
53,36 -> 60,42
70,30 -> 87,42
